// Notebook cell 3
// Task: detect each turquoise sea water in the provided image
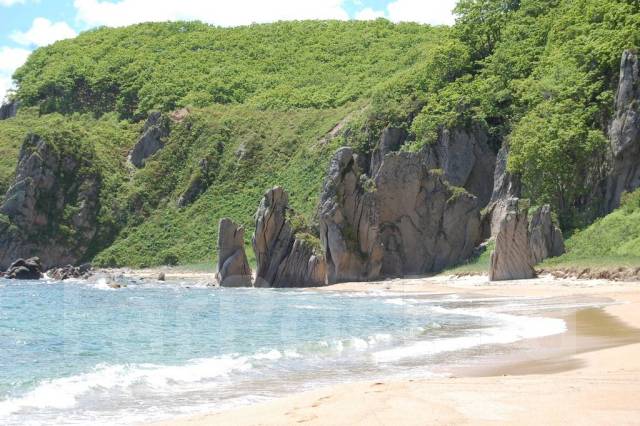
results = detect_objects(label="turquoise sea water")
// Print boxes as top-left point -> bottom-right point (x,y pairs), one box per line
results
0,276 -> 583,425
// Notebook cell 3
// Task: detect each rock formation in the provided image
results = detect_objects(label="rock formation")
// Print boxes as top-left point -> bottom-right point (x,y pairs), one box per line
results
4,257 -> 43,280
0,134 -> 100,270
370,127 -> 407,175
483,143 -> 522,237
319,147 -> 482,283
253,187 -> 327,287
529,204 -> 565,264
489,198 -> 536,281
128,112 -> 170,168
605,50 -> 640,212
318,148 -> 383,283
0,100 -> 19,120
422,126 -> 496,207
48,263 -> 93,281
216,218 -> 252,287
177,157 -> 218,207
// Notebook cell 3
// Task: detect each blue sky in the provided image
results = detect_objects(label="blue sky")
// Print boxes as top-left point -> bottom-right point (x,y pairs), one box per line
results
0,0 -> 458,101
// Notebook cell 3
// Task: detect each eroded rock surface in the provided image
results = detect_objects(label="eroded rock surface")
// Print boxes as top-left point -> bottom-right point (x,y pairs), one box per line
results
253,187 -> 326,287
423,126 -> 496,207
529,204 -> 565,265
48,263 -> 93,281
0,134 -> 100,269
0,100 -> 19,120
128,112 -> 170,168
4,257 -> 43,280
318,148 -> 383,283
489,199 -> 536,281
605,50 -> 640,212
484,143 -> 522,237
319,147 -> 482,283
216,218 -> 252,287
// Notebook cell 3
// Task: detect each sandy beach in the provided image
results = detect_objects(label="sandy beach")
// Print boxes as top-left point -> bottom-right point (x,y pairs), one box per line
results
148,274 -> 640,426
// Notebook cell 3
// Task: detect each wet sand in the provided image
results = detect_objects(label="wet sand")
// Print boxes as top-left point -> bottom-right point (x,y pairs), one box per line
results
147,274 -> 640,426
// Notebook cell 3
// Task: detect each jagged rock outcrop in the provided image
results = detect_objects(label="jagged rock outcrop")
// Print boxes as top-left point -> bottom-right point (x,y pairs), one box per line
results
319,147 -> 482,283
483,143 -> 522,237
216,218 -> 252,287
177,157 -> 217,207
0,100 -> 19,120
319,148 -> 383,283
423,126 -> 496,207
0,134 -> 100,270
605,50 -> 640,212
370,127 -> 407,175
48,263 -> 93,281
4,257 -> 43,280
489,198 -> 536,281
376,153 -> 481,275
253,187 -> 327,287
128,112 -> 170,168
529,204 -> 565,264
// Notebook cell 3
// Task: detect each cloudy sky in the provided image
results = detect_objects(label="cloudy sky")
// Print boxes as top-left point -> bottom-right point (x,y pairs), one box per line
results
0,0 -> 458,102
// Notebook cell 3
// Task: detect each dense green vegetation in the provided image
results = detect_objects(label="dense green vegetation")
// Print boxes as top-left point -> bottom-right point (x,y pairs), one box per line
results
94,104 -> 354,267
544,189 -> 640,267
14,20 -> 447,118
1,1 -> 639,268
409,0 -> 640,228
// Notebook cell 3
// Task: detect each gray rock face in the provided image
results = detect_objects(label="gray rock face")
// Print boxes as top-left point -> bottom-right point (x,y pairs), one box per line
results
0,134 -> 100,269
4,257 -> 43,280
216,218 -> 252,287
489,199 -> 536,281
319,147 -> 482,283
423,126 -> 496,207
529,204 -> 565,265
0,100 -> 19,120
177,158 -> 215,207
319,148 -> 383,283
253,187 -> 326,287
484,143 -> 522,237
605,50 -> 640,212
375,153 -> 481,275
128,112 -> 170,168
370,127 -> 407,175
48,263 -> 92,281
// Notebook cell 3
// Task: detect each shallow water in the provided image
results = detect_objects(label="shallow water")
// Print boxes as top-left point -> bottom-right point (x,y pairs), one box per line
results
0,277 -> 611,425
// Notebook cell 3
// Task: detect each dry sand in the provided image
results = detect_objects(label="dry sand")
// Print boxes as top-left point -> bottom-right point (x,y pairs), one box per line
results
147,274 -> 640,426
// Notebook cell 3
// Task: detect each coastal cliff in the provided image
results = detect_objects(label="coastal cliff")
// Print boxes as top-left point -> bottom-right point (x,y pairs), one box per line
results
0,1 -> 638,272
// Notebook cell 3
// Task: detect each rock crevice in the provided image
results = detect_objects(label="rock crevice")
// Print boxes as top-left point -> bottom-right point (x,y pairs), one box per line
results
216,218 -> 252,287
253,187 -> 326,287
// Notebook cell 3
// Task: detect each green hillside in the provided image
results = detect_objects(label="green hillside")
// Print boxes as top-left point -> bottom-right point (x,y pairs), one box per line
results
544,190 -> 640,268
1,1 -> 639,269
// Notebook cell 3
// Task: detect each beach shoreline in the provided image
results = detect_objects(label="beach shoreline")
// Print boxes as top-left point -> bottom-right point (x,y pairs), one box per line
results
146,274 -> 640,426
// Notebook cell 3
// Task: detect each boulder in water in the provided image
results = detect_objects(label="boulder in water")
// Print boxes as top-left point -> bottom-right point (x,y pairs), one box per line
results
5,257 -> 43,280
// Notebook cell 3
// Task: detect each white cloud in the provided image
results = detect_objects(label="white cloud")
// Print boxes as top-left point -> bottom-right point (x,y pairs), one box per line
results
386,0 -> 457,25
74,0 -> 349,28
0,46 -> 31,74
10,18 -> 77,47
355,7 -> 385,21
0,47 -> 30,102
0,0 -> 26,6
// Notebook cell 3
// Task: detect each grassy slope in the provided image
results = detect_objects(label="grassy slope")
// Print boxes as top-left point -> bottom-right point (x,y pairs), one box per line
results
543,190 -> 640,268
1,20 -> 450,267
94,104 -> 353,267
